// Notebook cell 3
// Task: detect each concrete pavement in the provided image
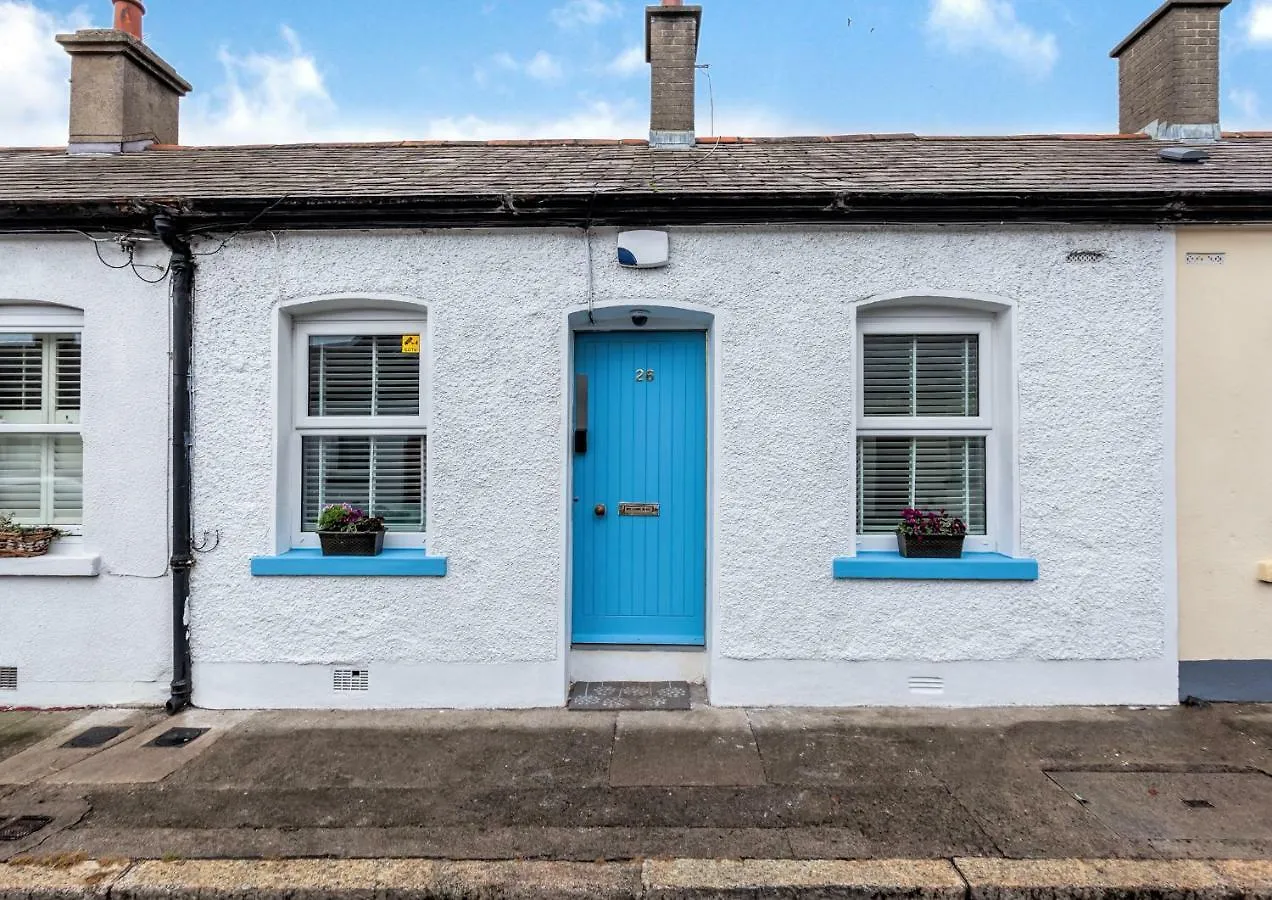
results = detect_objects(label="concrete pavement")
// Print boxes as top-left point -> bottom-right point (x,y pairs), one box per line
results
1,702 -> 1271,896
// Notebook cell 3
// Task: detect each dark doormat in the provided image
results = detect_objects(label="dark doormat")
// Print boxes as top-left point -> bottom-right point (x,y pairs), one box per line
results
568,681 -> 692,711
61,725 -> 129,749
145,727 -> 209,748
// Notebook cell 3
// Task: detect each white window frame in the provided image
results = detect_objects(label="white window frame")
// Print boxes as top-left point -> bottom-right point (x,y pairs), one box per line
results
284,315 -> 429,550
0,306 -> 84,532
856,313 -> 1000,553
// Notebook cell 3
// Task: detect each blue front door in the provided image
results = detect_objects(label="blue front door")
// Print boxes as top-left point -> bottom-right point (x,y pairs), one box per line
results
572,331 -> 707,646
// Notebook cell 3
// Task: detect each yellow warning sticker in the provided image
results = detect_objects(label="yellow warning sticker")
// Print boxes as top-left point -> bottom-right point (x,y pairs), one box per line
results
401,334 -> 421,354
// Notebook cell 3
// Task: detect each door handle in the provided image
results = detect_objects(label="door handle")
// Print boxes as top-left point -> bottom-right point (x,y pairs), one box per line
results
594,504 -> 606,517
574,374 -> 588,454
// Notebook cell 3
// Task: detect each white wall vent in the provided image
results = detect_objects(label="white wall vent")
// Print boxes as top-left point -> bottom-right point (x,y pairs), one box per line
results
908,675 -> 944,695
332,668 -> 369,692
1185,252 -> 1225,266
0,667 -> 17,691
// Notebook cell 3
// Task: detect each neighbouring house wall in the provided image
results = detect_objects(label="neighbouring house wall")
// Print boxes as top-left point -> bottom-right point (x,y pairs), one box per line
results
1177,228 -> 1272,698
189,225 -> 1173,709
0,236 -> 172,706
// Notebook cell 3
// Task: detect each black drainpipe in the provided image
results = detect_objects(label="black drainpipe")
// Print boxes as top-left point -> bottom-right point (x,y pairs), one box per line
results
155,214 -> 195,715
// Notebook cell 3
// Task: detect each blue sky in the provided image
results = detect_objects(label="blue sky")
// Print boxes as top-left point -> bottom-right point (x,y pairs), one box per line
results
3,0 -> 1271,145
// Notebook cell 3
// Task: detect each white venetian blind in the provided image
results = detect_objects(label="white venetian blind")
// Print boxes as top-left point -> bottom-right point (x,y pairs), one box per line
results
0,333 -> 83,526
862,334 -> 979,417
308,335 -> 419,417
300,435 -> 426,532
0,335 -> 42,413
857,436 -> 987,534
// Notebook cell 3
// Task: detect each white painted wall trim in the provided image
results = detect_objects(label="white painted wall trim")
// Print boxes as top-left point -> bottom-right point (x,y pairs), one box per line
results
194,661 -> 564,710
1163,228 -> 1181,688
709,657 -> 1179,707
0,679 -> 167,708
568,648 -> 707,683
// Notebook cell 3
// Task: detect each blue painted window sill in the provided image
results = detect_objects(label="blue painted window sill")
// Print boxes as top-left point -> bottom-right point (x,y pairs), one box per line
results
251,549 -> 448,577
833,551 -> 1038,581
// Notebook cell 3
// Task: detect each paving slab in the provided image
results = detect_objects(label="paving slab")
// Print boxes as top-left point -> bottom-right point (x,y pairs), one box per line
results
1211,859 -> 1272,896
1048,771 -> 1272,842
111,858 -> 641,900
0,858 -> 130,899
168,716 -> 615,789
751,721 -> 943,787
0,796 -> 90,862
610,710 -> 764,787
0,709 -> 158,786
43,710 -> 254,785
0,712 -> 83,764
954,858 -> 1231,900
643,858 -> 966,900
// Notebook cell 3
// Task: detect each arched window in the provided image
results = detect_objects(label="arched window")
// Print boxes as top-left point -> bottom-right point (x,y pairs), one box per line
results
278,297 -> 430,550
855,292 -> 1016,555
0,303 -> 83,529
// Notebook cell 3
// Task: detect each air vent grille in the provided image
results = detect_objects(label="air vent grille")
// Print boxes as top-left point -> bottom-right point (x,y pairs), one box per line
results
908,675 -> 945,695
1185,252 -> 1225,266
1066,250 -> 1107,263
333,668 -> 369,692
0,667 -> 16,691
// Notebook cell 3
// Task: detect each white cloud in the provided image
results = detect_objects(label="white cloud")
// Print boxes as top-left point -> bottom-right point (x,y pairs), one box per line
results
550,0 -> 618,28
477,50 -> 563,85
0,1 -> 90,146
524,51 -> 564,82
606,44 -> 645,76
925,0 -> 1058,77
1247,0 -> 1272,44
1228,87 -> 1266,130
183,26 -> 403,144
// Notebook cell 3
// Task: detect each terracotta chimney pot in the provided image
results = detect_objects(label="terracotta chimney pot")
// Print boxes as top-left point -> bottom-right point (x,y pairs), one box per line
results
113,0 -> 144,40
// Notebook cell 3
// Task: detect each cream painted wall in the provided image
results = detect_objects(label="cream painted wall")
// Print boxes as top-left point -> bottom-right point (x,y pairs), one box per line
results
1178,228 -> 1272,661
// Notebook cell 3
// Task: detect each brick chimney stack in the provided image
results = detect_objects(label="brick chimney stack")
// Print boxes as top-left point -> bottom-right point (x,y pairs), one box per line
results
645,0 -> 702,150
1110,0 -> 1231,140
56,0 -> 192,154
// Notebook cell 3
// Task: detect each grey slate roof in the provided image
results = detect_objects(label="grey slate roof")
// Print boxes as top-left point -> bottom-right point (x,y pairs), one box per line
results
1,134 -> 1271,203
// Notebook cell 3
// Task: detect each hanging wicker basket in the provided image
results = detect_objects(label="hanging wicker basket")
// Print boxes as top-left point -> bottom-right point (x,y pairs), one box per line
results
0,528 -> 59,559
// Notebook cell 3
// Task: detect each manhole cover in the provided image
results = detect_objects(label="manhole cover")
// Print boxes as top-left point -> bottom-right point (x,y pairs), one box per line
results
145,727 -> 209,748
0,816 -> 53,841
1049,771 -> 1272,841
61,726 -> 129,749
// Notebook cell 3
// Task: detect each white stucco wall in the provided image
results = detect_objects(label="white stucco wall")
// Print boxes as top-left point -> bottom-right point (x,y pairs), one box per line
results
0,236 -> 172,706
189,225 -> 1174,708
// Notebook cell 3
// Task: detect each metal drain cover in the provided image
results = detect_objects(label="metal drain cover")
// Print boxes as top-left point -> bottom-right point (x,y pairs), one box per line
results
1049,771 -> 1272,841
145,727 -> 209,748
61,726 -> 130,749
0,816 -> 53,841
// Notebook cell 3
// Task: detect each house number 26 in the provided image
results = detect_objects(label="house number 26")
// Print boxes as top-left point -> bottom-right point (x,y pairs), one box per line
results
635,369 -> 656,382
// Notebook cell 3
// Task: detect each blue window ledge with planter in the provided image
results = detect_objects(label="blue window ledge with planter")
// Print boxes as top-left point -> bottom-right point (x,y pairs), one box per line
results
251,549 -> 448,577
833,551 -> 1038,581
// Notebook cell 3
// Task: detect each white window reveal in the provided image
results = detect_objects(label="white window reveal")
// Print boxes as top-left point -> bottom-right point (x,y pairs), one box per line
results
290,322 -> 428,548
857,317 -> 998,552
0,331 -> 83,527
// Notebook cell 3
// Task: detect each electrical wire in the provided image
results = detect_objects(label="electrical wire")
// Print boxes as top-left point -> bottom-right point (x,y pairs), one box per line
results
655,65 -> 724,186
192,194 -> 291,256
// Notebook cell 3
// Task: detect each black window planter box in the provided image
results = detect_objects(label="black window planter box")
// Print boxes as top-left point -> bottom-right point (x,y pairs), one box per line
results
897,533 -> 965,559
318,530 -> 385,557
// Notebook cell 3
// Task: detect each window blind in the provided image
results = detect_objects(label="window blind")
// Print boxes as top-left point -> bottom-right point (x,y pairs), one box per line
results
863,334 -> 979,417
858,436 -> 987,534
0,334 -> 83,526
301,435 -> 426,532
55,336 -> 81,413
308,335 -> 419,416
0,335 -> 42,413
0,434 -> 82,524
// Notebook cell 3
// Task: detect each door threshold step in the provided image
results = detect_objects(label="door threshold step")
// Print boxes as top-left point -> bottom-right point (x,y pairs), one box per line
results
567,681 -> 692,711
